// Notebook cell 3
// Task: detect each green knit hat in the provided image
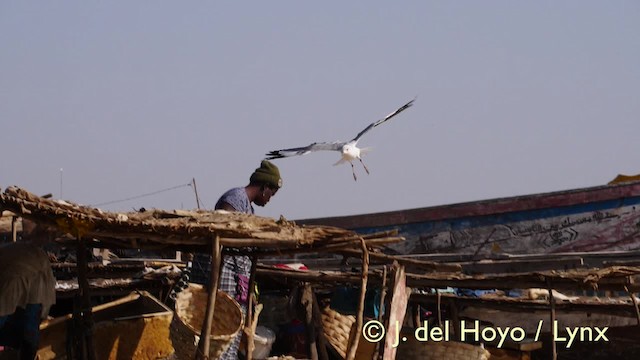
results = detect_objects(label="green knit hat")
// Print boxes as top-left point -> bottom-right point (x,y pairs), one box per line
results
250,160 -> 283,188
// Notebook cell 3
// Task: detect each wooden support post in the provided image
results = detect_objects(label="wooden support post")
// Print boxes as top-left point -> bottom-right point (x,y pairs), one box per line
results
76,236 -> 96,360
383,264 -> 410,360
11,216 -> 17,242
436,289 -> 442,328
547,279 -> 557,360
449,299 -> 461,339
196,234 -> 222,360
378,266 -> 388,324
311,290 -> 330,360
245,255 -> 259,360
302,284 -> 319,360
412,304 -> 420,329
345,238 -> 369,360
246,303 -> 263,360
373,266 -> 387,360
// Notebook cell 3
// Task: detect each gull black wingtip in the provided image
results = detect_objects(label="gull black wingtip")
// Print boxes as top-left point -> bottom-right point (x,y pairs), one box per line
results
403,97 -> 416,109
265,151 -> 285,160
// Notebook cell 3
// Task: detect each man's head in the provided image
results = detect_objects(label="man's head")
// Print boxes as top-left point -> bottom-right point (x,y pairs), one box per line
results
249,160 -> 282,206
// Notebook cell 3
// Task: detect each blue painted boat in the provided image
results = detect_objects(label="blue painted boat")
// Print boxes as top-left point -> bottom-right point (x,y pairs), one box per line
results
297,179 -> 640,257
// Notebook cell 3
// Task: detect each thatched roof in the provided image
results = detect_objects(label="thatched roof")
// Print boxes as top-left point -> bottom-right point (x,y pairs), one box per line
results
0,186 -> 401,254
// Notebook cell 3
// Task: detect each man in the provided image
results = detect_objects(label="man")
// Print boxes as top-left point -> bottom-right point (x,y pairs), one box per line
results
191,160 -> 282,360
0,241 -> 56,360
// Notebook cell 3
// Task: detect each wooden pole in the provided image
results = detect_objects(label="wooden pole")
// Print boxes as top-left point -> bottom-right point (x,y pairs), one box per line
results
344,238 -> 369,360
11,216 -> 17,242
378,266 -> 388,324
449,299 -> 461,339
302,284 -> 319,360
245,255 -> 259,360
192,178 -> 201,210
437,289 -> 442,327
246,303 -> 263,360
196,234 -> 221,359
547,279 -> 557,360
311,290 -> 330,360
76,236 -> 96,360
372,266 -> 387,360
339,249 -> 462,272
624,279 -> 640,325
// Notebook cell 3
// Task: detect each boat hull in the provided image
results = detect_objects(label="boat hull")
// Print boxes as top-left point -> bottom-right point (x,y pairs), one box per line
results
298,182 -> 640,256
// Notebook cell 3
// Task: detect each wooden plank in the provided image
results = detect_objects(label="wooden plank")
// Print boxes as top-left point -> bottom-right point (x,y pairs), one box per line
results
340,249 -> 462,272
458,257 -> 584,274
410,293 -> 640,318
257,264 -> 640,293
383,265 -> 410,360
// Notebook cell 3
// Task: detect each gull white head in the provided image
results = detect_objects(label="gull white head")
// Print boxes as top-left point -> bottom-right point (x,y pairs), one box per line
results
341,143 -> 360,161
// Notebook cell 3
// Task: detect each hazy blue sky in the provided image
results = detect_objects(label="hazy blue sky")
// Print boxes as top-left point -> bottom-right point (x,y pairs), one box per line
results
2,1 -> 639,220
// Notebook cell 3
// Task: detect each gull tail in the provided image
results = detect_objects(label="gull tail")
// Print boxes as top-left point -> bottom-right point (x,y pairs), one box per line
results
359,147 -> 373,156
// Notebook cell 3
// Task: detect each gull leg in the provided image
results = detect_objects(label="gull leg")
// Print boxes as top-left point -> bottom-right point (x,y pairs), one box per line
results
359,158 -> 370,175
350,162 -> 357,181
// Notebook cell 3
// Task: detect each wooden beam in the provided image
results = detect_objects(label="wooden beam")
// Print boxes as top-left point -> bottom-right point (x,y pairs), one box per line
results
256,266 -> 377,285
406,270 -> 639,292
458,257 -> 584,274
410,293 -> 640,318
339,249 -> 462,273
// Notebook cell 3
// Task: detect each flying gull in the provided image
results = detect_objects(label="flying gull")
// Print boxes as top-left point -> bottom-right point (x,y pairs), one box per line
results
265,98 -> 415,181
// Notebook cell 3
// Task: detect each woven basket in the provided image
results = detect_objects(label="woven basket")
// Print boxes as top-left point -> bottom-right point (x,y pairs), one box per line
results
397,338 -> 491,360
174,283 -> 244,359
321,307 -> 355,358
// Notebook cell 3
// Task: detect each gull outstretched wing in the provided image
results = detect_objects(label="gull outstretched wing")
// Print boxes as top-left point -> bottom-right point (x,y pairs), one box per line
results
351,98 -> 415,143
265,141 -> 344,160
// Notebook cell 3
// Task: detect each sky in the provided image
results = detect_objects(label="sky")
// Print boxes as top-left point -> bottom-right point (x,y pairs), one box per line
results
1,1 -> 639,221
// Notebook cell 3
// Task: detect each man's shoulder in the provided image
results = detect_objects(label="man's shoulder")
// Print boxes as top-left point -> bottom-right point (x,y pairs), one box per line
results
219,187 -> 246,200
215,187 -> 249,212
